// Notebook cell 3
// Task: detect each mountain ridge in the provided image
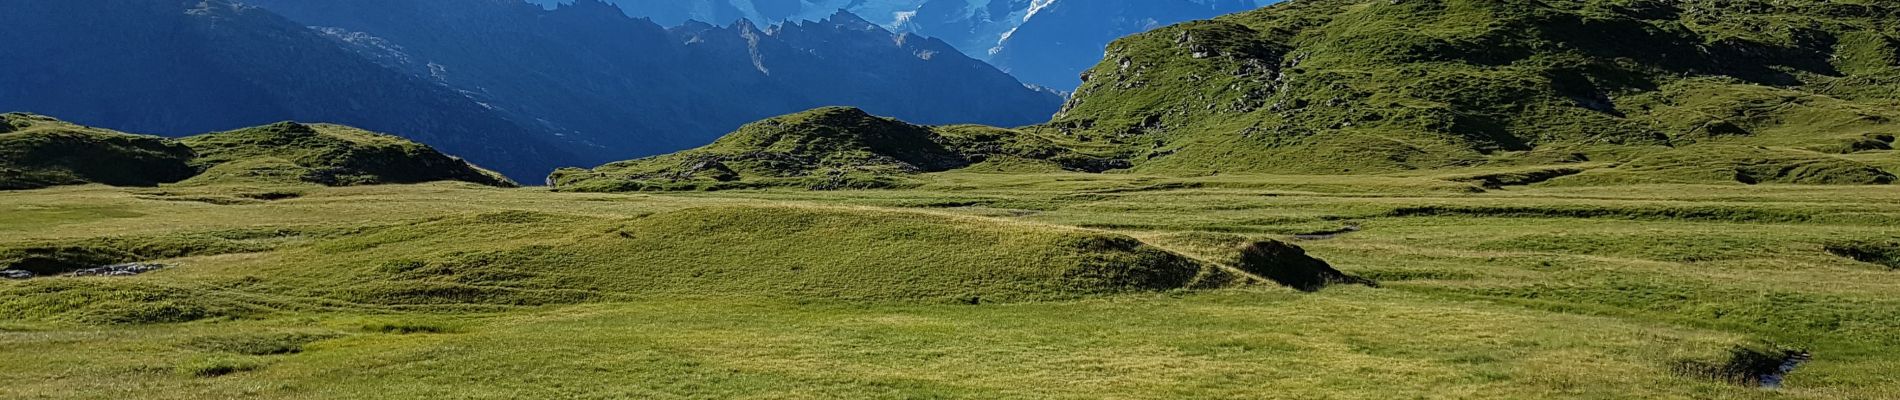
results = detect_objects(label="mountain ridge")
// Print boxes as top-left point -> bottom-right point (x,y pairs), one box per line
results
0,0 -> 1059,180
0,0 -> 573,180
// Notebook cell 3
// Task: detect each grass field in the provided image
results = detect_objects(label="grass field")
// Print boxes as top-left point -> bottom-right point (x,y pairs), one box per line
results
3,170 -> 1898,399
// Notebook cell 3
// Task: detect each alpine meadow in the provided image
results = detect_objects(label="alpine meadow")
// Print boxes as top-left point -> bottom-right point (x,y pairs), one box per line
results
3,0 -> 1899,399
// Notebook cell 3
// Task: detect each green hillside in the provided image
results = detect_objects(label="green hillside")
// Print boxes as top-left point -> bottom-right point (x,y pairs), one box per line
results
6,1 -> 1900,398
1050,0 -> 1900,184
181,122 -> 516,187
551,107 -> 1120,191
2,115 -> 519,190
0,203 -> 1303,323
3,174 -> 1897,398
0,113 -> 197,190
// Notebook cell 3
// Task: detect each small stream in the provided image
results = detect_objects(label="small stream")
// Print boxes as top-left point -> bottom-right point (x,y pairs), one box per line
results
1,262 -> 169,280
1758,352 -> 1812,389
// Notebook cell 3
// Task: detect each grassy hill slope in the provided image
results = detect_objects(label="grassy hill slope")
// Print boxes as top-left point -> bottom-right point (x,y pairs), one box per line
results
1049,0 -> 1900,184
2,114 -> 519,190
0,113 -> 197,190
551,107 -> 1121,191
0,176 -> 1895,398
1,203 -> 1303,323
181,122 -> 515,187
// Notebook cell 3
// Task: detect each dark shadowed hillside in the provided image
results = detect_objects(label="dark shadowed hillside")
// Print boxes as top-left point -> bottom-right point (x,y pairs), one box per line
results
0,113 -> 197,190
239,0 -> 1061,166
0,0 -> 572,180
0,0 -> 1058,180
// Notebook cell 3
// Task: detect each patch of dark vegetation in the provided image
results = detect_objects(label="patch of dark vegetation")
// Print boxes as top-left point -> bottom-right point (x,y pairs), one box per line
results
0,245 -> 137,276
469,210 -> 558,225
1386,205 -> 1823,223
135,193 -> 262,205
185,332 -> 344,355
1811,139 -> 1892,154
237,191 -> 304,201
1292,224 -> 1362,241
359,321 -> 459,334
1083,182 -> 1207,194
1355,269 -> 1476,282
0,229 -> 303,276
1057,235 -> 1206,292
1231,241 -> 1375,292
141,190 -> 302,205
175,357 -> 265,378
1824,240 -> 1900,270
1673,344 -> 1811,388
338,281 -> 595,306
1451,167 -> 1588,189
895,199 -> 998,209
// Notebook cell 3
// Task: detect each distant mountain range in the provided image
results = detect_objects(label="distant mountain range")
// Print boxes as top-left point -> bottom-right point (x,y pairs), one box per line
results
0,0 -> 1059,179
562,0 -> 1900,190
526,0 -> 1276,90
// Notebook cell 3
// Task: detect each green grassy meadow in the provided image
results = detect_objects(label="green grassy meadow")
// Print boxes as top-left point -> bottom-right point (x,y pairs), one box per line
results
4,170 -> 1897,399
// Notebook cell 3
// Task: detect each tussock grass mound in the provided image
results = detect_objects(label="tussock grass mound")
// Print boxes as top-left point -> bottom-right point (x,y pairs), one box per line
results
1232,241 -> 1374,292
180,122 -> 515,187
1139,233 -> 1367,291
552,108 -> 1119,192
1673,344 -> 1810,387
1552,146 -> 1895,185
0,113 -> 197,190
1826,240 -> 1900,270
0,279 -> 260,324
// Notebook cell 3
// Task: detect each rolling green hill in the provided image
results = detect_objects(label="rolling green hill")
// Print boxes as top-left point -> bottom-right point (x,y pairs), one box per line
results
5,1 -> 1900,398
180,122 -> 515,187
2,175 -> 1896,398
550,107 -> 1120,191
1048,0 -> 1900,184
0,113 -> 197,190
0,204 -> 1304,323
2,115 -> 518,190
